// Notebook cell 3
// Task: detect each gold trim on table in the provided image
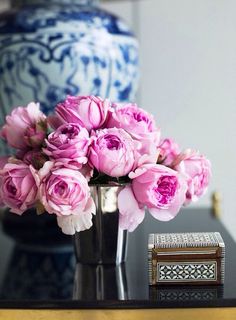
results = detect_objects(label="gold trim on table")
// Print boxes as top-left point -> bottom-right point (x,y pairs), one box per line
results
0,308 -> 236,320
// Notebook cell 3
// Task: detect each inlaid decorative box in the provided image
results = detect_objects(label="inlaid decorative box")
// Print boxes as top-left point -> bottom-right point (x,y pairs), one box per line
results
148,232 -> 225,286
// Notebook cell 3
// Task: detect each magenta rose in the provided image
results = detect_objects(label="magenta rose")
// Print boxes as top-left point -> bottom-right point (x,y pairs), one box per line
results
43,123 -> 90,168
107,103 -> 160,163
54,95 -> 109,131
89,128 -> 136,177
35,161 -> 94,217
1,102 -> 46,150
174,150 -> 211,204
157,138 -> 180,166
129,164 -> 187,221
0,161 -> 38,214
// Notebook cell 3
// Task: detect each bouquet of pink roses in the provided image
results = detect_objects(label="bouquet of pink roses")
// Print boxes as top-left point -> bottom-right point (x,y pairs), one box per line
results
0,96 -> 211,235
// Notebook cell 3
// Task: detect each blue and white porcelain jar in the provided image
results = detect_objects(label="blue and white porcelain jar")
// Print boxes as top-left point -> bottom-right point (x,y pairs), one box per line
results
0,0 -> 139,122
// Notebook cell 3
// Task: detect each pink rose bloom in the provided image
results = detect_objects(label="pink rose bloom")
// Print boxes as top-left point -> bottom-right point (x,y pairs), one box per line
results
173,150 -> 211,204
89,128 -> 136,177
107,103 -> 156,134
157,138 -> 180,166
129,164 -> 187,221
107,103 -> 161,163
35,161 -> 95,219
54,95 -> 110,131
1,102 -> 46,150
44,123 -> 90,168
0,162 -> 38,214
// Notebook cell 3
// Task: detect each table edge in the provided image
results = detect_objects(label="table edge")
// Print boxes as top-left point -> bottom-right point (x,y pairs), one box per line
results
1,307 -> 236,320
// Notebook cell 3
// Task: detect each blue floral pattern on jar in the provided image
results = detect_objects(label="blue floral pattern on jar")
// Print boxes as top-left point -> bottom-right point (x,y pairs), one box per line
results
0,0 -> 139,155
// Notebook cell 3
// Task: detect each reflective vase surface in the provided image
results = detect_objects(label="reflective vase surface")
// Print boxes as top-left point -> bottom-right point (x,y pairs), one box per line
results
1,244 -> 75,299
74,185 -> 128,265
73,263 -> 128,300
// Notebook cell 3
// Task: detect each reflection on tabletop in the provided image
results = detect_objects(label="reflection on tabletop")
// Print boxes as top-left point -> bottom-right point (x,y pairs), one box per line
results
0,244 -> 75,300
0,208 -> 236,305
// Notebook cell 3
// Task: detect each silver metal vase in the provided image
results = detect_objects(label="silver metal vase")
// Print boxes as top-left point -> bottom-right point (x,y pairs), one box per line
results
73,263 -> 128,300
73,185 -> 128,265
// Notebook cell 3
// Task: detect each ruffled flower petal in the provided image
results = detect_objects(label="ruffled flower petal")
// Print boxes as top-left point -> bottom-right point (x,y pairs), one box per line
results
149,173 -> 187,221
57,196 -> 96,235
118,185 -> 145,232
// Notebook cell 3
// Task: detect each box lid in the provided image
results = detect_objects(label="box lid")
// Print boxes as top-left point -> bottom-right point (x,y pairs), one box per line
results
148,232 -> 225,285
148,232 -> 225,250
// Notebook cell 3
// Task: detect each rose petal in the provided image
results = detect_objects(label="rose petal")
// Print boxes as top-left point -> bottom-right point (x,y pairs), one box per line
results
38,161 -> 54,180
57,196 -> 95,235
118,185 -> 145,232
128,166 -> 148,179
149,174 -> 187,221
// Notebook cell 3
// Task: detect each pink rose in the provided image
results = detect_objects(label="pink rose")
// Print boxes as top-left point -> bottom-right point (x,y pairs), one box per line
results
157,138 -> 180,166
0,161 -> 38,214
43,123 -> 90,168
129,164 -> 187,221
174,150 -> 211,204
107,103 -> 160,163
35,161 -> 94,218
54,95 -> 110,131
107,103 -> 156,134
1,102 -> 46,150
89,128 -> 136,177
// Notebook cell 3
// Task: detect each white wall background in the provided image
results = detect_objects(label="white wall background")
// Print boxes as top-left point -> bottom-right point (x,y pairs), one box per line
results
1,0 -> 236,239
103,0 -> 236,240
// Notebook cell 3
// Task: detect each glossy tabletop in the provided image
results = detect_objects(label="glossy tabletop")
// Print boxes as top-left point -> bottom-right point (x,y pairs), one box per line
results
0,208 -> 236,309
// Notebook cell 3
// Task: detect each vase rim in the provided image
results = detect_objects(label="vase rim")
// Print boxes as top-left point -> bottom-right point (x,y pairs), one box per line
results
89,182 -> 130,187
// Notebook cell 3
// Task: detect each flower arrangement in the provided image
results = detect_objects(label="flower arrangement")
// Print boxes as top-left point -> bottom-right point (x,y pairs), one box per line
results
0,96 -> 211,235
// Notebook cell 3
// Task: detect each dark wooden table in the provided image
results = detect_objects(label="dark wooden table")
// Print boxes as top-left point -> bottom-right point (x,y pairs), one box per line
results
0,208 -> 236,319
